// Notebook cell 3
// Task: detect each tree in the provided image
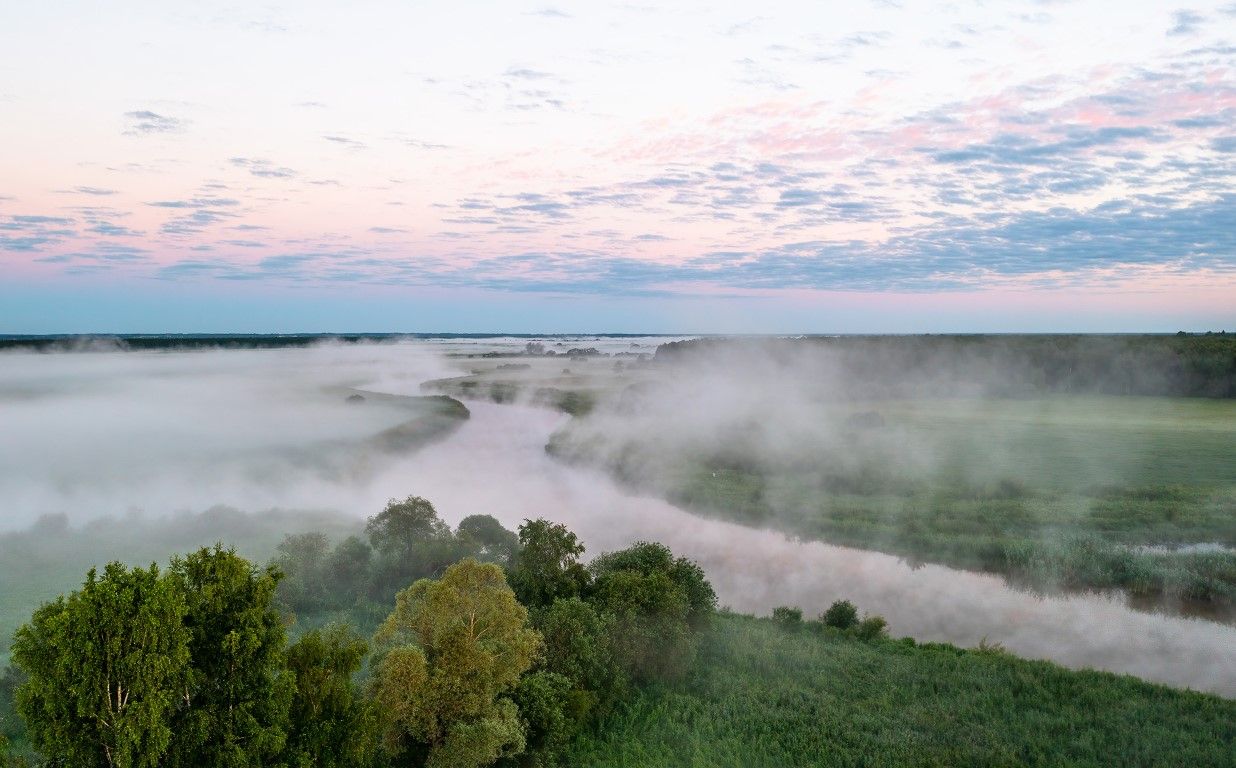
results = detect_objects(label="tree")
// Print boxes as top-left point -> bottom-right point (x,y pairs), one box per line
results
822,600 -> 859,630
282,625 -> 377,767
370,559 -> 541,768
856,615 -> 889,641
367,496 -> 451,555
533,598 -> 624,720
589,569 -> 694,683
508,520 -> 589,609
326,535 -> 373,604
164,546 -> 292,768
504,672 -> 572,767
457,515 -> 519,567
366,497 -> 464,602
0,732 -> 27,768
0,666 -> 26,754
588,542 -> 715,627
11,562 -> 190,768
772,606 -> 803,630
586,542 -> 716,683
273,532 -> 332,614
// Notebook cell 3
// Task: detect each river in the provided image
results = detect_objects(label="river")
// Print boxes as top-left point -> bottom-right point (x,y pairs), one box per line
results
387,397 -> 1236,697
3,341 -> 1234,696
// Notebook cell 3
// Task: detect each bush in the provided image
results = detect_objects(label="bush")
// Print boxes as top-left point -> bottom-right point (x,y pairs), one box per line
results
822,600 -> 859,630
772,606 -> 803,630
855,615 -> 889,642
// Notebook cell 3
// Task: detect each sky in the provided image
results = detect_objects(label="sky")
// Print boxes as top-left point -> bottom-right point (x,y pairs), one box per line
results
1,0 -> 1234,333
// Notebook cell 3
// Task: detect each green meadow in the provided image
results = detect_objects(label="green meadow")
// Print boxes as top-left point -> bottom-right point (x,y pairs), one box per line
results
567,612 -> 1236,768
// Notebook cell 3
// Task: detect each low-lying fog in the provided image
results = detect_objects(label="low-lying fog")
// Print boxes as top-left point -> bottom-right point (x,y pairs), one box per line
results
0,342 -> 459,528
2,341 -> 1234,696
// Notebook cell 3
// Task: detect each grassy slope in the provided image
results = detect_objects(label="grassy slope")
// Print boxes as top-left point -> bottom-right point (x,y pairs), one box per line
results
567,613 -> 1236,767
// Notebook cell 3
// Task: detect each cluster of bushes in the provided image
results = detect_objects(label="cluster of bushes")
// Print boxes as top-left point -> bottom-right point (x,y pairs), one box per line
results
0,499 -> 715,768
771,599 -> 889,642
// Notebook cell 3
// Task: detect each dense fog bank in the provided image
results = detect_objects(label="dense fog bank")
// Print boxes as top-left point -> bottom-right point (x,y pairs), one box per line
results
0,342 -> 462,531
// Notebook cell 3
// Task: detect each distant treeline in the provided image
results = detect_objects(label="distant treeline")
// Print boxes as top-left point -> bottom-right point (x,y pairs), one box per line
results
0,333 -> 669,353
655,334 -> 1236,398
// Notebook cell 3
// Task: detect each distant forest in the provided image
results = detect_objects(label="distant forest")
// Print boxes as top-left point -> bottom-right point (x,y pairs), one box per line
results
0,333 -> 664,352
656,334 -> 1236,398
3,332 -> 1232,397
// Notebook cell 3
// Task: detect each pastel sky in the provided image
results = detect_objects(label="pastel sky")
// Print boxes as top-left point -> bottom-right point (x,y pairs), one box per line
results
1,0 -> 1234,333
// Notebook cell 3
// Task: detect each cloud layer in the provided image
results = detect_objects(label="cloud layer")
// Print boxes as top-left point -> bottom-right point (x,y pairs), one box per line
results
0,1 -> 1233,327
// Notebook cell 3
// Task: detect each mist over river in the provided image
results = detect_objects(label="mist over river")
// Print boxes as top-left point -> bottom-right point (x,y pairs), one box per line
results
2,340 -> 1234,696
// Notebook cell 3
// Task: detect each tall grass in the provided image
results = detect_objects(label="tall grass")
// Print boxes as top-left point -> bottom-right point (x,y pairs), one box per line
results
566,613 -> 1236,767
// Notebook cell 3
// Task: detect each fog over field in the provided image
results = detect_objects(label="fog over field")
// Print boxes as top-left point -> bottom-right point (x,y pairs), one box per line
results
0,342 -> 461,530
2,338 -> 1235,696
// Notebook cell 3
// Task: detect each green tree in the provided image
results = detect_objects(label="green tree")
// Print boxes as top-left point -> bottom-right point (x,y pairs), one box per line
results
504,671 -> 572,767
458,515 -> 519,567
282,625 -> 377,767
533,598 -> 624,720
11,562 -> 190,768
856,615 -> 889,641
327,535 -> 373,604
0,666 -> 26,753
367,497 -> 465,602
273,532 -> 332,614
0,732 -> 27,768
772,606 -> 803,630
508,520 -> 589,609
588,542 -> 715,628
822,600 -> 859,630
165,546 -> 292,768
370,558 -> 541,768
589,569 -> 694,683
367,496 -> 450,555
586,542 -> 716,683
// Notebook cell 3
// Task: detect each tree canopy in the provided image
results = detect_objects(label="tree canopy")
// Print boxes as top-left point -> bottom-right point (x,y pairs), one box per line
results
164,546 -> 292,768
12,562 -> 190,768
370,559 -> 541,768
508,520 -> 589,609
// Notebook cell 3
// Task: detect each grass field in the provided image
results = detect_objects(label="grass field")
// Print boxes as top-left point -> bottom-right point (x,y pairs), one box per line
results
566,612 -> 1236,767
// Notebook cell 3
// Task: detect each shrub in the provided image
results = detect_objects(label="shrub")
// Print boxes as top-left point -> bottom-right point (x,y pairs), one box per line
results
856,615 -> 889,642
772,606 -> 803,630
822,600 -> 859,630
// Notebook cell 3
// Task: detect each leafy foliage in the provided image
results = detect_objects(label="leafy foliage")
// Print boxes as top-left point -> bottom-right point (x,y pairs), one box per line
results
458,516 -> 520,569
508,520 -> 589,609
7,504 -> 1232,768
504,671 -> 573,767
587,542 -> 715,684
273,503 -> 521,625
821,600 -> 859,630
772,606 -> 803,629
282,625 -> 377,768
532,598 -> 625,720
12,562 -> 190,768
370,559 -> 541,768
164,546 -> 293,768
